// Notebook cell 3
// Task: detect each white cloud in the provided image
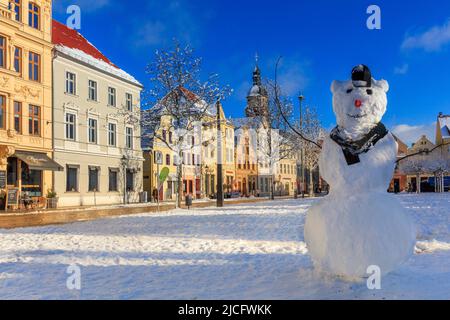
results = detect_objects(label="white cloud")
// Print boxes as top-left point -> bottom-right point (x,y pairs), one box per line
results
394,64 -> 409,75
402,19 -> 450,52
392,123 -> 436,146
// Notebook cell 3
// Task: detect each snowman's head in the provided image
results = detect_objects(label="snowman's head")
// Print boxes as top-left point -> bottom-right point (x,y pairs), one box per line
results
331,65 -> 389,135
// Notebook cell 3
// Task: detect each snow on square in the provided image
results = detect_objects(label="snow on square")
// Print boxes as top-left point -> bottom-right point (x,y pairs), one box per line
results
0,194 -> 449,300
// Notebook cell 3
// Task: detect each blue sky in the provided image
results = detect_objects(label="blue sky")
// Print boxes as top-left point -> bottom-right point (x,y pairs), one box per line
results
53,0 -> 450,145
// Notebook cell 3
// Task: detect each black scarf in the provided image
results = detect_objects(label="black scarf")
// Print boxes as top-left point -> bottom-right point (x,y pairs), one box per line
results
330,123 -> 389,166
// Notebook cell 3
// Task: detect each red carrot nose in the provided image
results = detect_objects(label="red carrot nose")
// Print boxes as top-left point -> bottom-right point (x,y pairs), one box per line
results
355,100 -> 362,108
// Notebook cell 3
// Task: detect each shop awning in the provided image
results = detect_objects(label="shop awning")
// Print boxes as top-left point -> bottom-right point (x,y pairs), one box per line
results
14,151 -> 64,172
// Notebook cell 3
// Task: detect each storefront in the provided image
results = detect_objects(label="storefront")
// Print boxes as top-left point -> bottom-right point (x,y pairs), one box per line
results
5,150 -> 63,199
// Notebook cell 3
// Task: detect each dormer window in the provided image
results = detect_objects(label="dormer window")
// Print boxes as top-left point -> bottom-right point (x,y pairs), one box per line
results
28,2 -> 40,29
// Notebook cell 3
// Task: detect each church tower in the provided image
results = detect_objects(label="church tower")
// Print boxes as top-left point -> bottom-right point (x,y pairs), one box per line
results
245,55 -> 269,118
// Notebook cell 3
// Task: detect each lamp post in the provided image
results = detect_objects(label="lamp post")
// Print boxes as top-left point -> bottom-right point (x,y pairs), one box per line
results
298,93 -> 305,198
216,101 -> 224,207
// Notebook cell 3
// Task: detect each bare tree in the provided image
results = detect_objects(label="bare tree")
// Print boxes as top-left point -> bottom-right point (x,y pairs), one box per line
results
400,156 -> 430,193
269,57 -> 324,197
141,41 -> 231,207
296,106 -> 323,196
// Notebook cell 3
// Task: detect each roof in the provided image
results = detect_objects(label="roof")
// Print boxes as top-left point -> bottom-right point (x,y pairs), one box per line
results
52,20 -> 142,87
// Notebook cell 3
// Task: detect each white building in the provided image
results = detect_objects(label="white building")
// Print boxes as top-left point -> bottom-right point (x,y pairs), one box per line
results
52,20 -> 144,207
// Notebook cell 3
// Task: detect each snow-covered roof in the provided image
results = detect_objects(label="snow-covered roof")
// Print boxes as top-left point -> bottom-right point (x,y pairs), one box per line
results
52,20 -> 142,87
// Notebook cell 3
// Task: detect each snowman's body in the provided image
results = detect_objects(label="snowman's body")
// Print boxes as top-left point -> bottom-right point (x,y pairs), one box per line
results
304,65 -> 416,279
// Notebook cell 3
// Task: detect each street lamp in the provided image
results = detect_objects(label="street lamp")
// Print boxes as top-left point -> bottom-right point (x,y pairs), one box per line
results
298,93 -> 305,198
216,101 -> 224,207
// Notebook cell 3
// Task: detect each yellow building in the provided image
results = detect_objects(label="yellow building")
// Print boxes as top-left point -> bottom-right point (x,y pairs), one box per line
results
143,94 -> 236,201
143,113 -> 179,202
234,126 -> 258,196
201,101 -> 235,198
0,0 -> 59,208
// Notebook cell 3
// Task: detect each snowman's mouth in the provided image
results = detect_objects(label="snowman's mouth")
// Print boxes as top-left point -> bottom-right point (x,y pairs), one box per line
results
347,113 -> 368,119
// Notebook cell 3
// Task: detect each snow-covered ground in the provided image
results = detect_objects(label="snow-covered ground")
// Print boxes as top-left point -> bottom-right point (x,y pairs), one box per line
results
0,194 -> 449,300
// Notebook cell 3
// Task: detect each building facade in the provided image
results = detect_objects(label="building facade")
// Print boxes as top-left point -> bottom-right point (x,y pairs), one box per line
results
52,20 -> 144,207
0,0 -> 61,208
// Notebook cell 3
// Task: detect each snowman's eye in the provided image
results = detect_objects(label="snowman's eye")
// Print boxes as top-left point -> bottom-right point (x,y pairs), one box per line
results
367,89 -> 373,95
346,89 -> 353,94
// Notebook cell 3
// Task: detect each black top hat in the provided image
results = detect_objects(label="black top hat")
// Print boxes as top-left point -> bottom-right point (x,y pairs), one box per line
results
351,64 -> 372,87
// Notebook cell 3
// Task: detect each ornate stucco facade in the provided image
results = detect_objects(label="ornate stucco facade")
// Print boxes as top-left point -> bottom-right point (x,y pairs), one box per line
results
0,0 -> 56,205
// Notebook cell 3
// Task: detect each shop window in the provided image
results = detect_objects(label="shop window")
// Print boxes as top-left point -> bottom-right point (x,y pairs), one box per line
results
22,162 -> 42,197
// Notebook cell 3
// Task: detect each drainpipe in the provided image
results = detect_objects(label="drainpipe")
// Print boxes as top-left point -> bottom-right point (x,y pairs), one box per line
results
51,51 -> 56,194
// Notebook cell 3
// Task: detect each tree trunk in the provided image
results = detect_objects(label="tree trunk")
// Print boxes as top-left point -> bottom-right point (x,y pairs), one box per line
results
416,174 -> 421,194
309,169 -> 314,197
177,163 -> 183,208
271,175 -> 275,200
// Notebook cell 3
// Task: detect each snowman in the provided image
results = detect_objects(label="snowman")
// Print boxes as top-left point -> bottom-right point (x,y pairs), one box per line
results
304,65 -> 416,279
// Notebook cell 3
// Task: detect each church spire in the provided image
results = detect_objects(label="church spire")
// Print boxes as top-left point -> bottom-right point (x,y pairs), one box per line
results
245,54 -> 269,118
253,52 -> 262,86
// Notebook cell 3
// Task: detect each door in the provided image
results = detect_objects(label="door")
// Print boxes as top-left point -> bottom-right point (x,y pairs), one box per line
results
195,179 -> 201,199
394,179 -> 400,193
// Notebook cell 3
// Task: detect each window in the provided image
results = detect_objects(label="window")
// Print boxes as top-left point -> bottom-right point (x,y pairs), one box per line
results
28,105 -> 40,136
126,127 -> 133,149
88,80 -> 97,101
0,95 -> 5,129
14,101 -> 21,133
21,164 -> 42,196
88,118 -> 97,144
88,167 -> 99,192
109,168 -> 118,191
65,72 -> 76,95
162,130 -> 167,142
169,131 -> 173,144
126,169 -> 135,191
0,37 -> 5,68
28,52 -> 40,82
166,154 -> 170,165
108,123 -> 116,146
28,2 -> 40,29
108,87 -> 116,106
66,165 -> 78,192
65,113 -> 76,140
126,93 -> 132,111
10,0 -> 21,21
14,47 -> 22,74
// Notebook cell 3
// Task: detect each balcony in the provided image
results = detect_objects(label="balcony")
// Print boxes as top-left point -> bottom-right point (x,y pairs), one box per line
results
0,3 -> 12,20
